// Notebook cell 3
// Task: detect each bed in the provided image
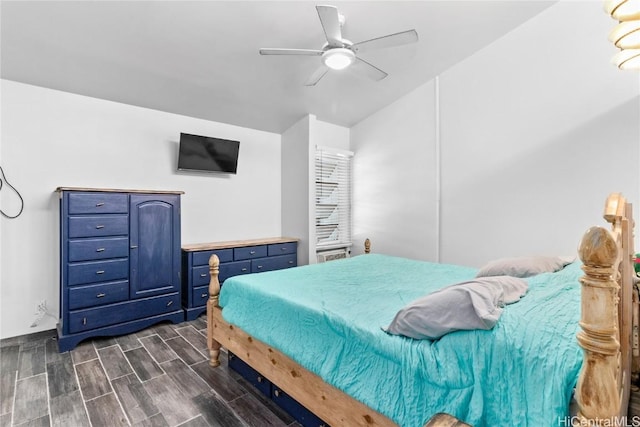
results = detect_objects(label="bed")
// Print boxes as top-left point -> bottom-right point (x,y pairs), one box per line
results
206,193 -> 637,426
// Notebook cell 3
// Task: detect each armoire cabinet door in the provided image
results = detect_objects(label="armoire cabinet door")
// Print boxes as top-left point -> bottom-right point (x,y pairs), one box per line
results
129,194 -> 181,299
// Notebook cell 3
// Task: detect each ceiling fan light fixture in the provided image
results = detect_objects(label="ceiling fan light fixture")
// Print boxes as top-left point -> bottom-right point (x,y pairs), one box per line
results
609,20 -> 640,48
605,0 -> 640,21
322,48 -> 355,70
612,48 -> 640,69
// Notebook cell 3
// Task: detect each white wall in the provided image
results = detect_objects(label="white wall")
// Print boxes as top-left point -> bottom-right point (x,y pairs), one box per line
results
351,80 -> 438,260
351,2 -> 640,266
438,1 -> 639,266
315,119 -> 350,152
281,115 -> 312,265
0,80 -> 282,339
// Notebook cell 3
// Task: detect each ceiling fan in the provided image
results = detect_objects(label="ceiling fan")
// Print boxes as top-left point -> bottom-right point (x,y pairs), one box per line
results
259,5 -> 419,86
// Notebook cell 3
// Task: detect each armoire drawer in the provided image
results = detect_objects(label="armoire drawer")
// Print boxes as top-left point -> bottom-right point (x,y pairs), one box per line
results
68,215 -> 129,238
68,258 -> 129,286
68,292 -> 180,333
68,280 -> 129,310
68,237 -> 129,262
68,192 -> 128,214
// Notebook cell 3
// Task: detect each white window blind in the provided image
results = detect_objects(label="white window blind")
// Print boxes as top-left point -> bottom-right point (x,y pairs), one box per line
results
315,146 -> 353,249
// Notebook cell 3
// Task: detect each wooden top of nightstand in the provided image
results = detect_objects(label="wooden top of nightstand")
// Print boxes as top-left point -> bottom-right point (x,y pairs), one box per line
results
182,237 -> 299,252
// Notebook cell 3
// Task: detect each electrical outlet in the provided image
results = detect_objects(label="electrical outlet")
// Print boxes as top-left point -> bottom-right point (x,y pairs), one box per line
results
35,299 -> 46,314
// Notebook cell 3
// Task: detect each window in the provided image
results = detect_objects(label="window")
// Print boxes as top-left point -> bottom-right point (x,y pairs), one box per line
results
315,146 -> 353,250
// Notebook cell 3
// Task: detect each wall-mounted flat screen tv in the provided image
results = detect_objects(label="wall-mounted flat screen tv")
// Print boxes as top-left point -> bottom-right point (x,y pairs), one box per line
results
177,133 -> 240,174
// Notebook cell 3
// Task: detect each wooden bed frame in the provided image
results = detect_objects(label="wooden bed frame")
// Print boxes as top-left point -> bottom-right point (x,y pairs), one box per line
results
206,193 -> 637,426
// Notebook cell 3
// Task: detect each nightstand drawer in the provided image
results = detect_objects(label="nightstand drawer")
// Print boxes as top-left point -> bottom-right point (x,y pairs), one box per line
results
68,193 -> 128,214
234,245 -> 267,260
192,265 -> 211,287
193,249 -> 233,266
68,237 -> 129,262
192,285 -> 209,307
68,215 -> 128,238
267,242 -> 297,256
68,258 -> 129,286
68,280 -> 129,310
192,260 -> 252,286
251,254 -> 297,273
220,260 -> 251,282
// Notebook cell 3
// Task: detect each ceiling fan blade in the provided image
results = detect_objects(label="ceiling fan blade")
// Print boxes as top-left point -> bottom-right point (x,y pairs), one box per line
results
304,65 -> 329,86
351,57 -> 387,82
352,29 -> 419,54
259,48 -> 323,56
316,5 -> 343,47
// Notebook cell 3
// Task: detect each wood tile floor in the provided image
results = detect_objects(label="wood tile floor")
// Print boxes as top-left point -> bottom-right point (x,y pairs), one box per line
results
0,315 -> 302,427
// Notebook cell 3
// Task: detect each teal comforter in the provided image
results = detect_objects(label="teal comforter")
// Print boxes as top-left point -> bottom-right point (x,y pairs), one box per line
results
219,254 -> 582,427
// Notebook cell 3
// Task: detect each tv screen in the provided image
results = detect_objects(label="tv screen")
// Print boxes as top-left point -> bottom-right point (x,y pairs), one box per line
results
177,133 -> 240,174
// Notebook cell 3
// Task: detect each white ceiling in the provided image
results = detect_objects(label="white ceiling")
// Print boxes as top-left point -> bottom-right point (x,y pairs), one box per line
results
1,1 -> 554,134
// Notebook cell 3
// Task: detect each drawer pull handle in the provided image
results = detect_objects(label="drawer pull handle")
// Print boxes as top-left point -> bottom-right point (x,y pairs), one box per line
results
96,270 -> 105,274
96,202 -> 105,207
96,293 -> 106,298
166,301 -> 173,307
288,261 -> 294,264
95,225 -> 105,229
82,318 -> 87,325
257,265 -> 263,269
273,389 -> 280,397
241,268 -> 247,272
281,247 -> 287,251
96,248 -> 105,252
200,273 -> 207,277
250,250 -> 256,255
130,245 -> 138,249
201,293 -> 207,298
257,376 -> 263,383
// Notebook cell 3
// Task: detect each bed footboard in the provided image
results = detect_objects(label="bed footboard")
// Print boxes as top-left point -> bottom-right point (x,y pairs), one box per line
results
205,250 -> 395,426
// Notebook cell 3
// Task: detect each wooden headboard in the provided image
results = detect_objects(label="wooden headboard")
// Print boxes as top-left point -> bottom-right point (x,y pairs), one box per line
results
575,192 -> 637,422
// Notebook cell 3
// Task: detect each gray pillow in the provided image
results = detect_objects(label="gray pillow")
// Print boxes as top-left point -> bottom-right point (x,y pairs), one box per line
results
384,276 -> 528,340
475,256 -> 573,279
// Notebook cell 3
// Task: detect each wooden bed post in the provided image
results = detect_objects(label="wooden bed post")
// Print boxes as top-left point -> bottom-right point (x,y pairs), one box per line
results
207,254 -> 222,367
575,226 -> 621,422
364,238 -> 371,254
575,192 -> 637,423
